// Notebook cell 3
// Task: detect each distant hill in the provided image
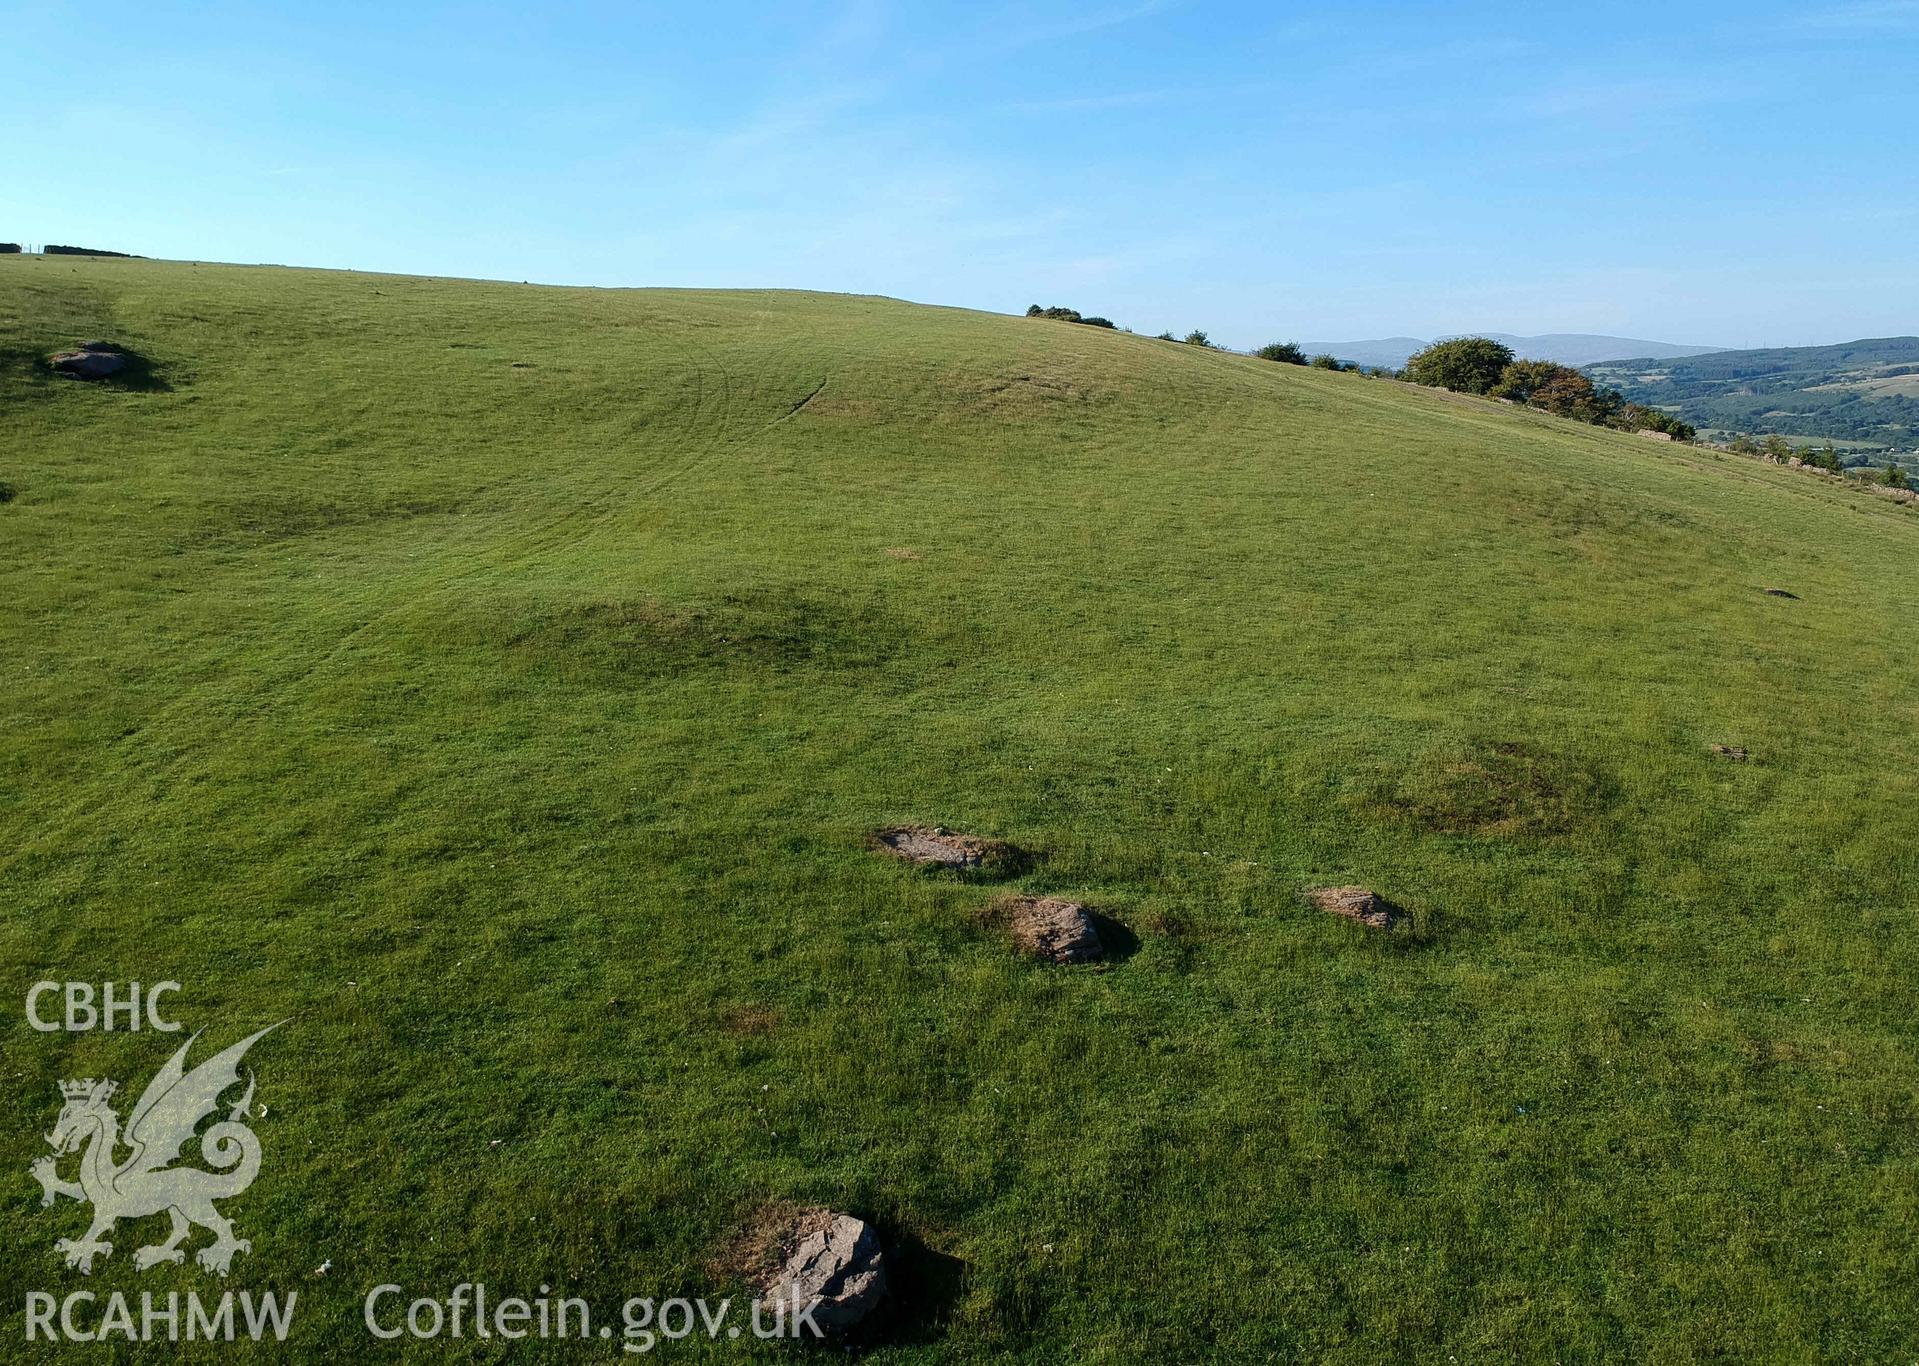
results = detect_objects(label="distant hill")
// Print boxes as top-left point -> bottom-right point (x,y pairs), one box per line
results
1295,337 -> 1429,369
1483,333 -> 1724,366
1587,337 -> 1919,446
1303,333 -> 1722,370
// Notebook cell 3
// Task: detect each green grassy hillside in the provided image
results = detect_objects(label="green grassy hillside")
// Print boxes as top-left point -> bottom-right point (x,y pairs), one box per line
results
4,257 -> 1918,1361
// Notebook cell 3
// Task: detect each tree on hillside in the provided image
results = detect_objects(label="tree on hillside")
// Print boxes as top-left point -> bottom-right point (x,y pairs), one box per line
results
1488,359 -> 1561,404
1489,359 -> 1612,421
1616,404 -> 1697,442
1404,337 -> 1515,395
1183,331 -> 1212,348
1255,341 -> 1307,365
1310,353 -> 1348,370
1536,369 -> 1613,423
1885,462 -> 1909,489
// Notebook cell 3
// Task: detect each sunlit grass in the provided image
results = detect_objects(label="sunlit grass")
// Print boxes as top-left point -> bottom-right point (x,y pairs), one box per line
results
3,257 -> 1917,1360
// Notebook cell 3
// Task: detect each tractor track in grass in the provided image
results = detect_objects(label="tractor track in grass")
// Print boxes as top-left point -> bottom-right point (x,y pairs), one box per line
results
767,377 -> 826,426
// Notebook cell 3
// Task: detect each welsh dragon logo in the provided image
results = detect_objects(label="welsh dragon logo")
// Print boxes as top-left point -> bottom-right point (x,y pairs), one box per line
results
30,1025 -> 280,1276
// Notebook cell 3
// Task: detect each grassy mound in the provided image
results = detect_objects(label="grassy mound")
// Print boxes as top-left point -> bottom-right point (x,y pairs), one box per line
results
4,257 -> 1917,1359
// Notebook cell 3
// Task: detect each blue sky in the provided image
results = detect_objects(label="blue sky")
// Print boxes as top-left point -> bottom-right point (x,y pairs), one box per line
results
5,0 -> 1916,349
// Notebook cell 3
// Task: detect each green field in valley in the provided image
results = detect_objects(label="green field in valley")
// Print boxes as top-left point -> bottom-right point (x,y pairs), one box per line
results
3,257 -> 1918,1361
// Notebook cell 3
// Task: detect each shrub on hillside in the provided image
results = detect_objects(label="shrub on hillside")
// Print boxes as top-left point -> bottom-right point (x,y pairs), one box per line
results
1614,404 -> 1696,442
1405,337 -> 1515,395
0,243 -> 20,254
1255,341 -> 1307,365
1310,353 -> 1352,371
1025,304 -> 1117,329
1183,331 -> 1212,348
1488,357 -> 1694,439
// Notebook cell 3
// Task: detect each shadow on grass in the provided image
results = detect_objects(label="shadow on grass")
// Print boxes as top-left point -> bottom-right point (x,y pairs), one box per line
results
0,345 -> 52,397
856,1220 -> 968,1351
1087,910 -> 1140,965
954,843 -> 1038,883
78,345 -> 172,393
1,343 -> 171,395
1362,896 -> 1452,953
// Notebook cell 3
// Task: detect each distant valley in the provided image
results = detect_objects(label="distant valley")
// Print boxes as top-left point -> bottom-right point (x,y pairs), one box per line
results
1587,336 -> 1919,448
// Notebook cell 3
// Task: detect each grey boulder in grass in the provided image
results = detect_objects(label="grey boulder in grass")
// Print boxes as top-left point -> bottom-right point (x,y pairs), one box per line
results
50,340 -> 128,380
766,1209 -> 887,1333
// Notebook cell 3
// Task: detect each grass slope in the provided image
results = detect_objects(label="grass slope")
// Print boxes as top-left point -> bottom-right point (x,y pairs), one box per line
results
3,258 -> 1918,1361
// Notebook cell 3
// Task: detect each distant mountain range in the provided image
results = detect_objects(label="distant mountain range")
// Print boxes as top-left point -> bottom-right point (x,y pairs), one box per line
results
1587,337 -> 1919,447
1301,333 -> 1724,370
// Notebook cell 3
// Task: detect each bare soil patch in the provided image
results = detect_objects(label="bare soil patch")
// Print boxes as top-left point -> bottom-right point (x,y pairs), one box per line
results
883,547 -> 922,560
1710,744 -> 1749,761
721,1005 -> 780,1036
